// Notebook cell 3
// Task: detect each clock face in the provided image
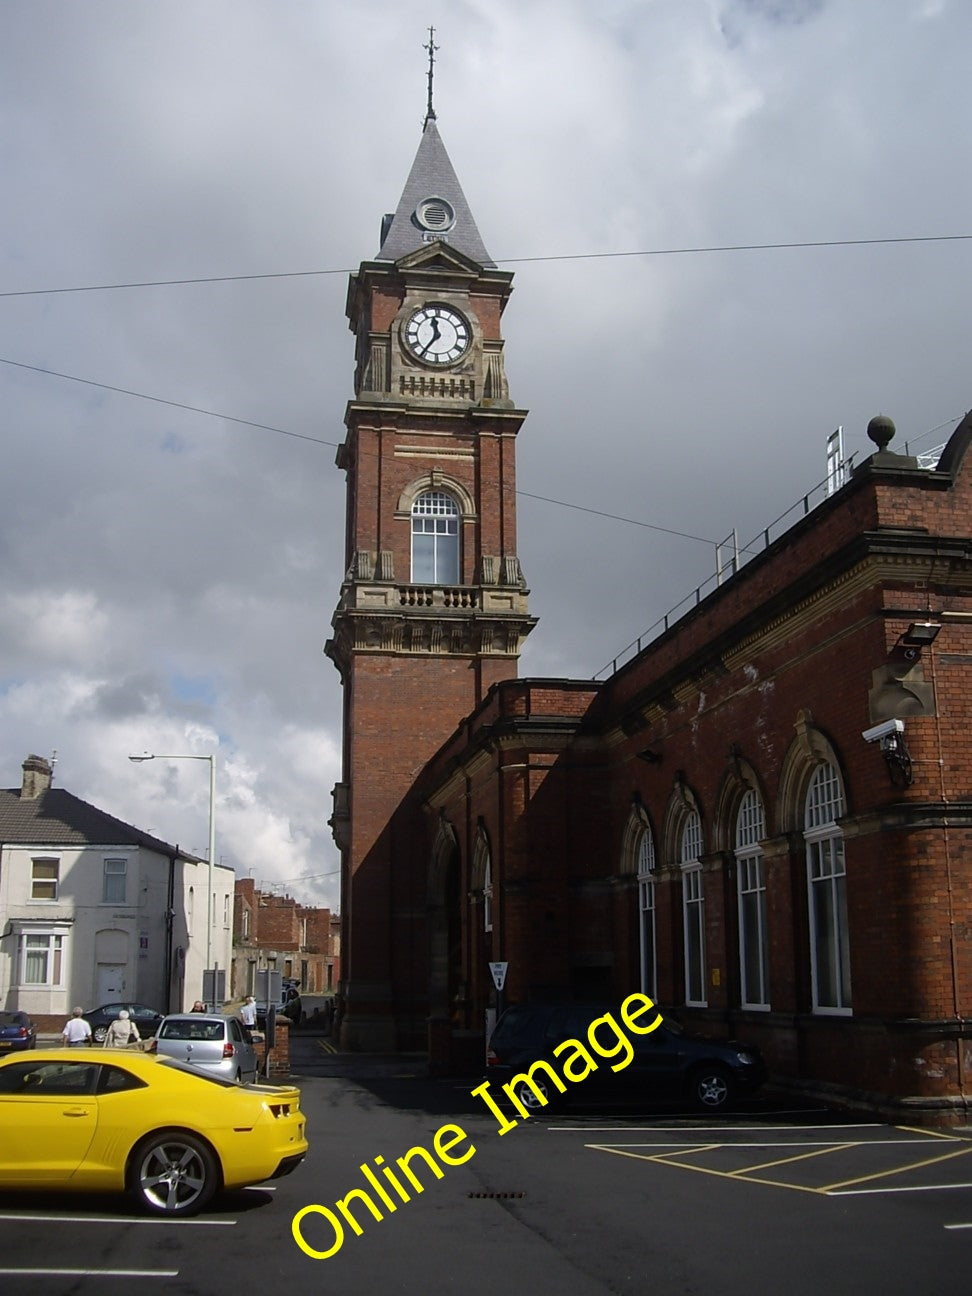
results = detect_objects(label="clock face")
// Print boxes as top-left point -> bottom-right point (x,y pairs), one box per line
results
404,305 -> 471,365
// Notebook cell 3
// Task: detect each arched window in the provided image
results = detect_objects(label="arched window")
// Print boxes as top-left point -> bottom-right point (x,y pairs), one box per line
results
637,829 -> 657,1000
411,491 -> 459,584
681,812 -> 706,1006
805,762 -> 851,1013
736,789 -> 768,1009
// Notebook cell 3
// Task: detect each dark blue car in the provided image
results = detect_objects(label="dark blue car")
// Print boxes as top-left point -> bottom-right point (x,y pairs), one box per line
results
0,1011 -> 36,1053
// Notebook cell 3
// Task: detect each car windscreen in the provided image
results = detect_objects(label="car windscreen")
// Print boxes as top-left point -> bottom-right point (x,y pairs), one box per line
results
0,1012 -> 26,1026
156,1057 -> 238,1088
159,1020 -> 224,1041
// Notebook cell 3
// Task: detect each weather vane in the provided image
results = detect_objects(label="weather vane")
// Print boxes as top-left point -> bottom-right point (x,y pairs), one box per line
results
423,25 -> 439,127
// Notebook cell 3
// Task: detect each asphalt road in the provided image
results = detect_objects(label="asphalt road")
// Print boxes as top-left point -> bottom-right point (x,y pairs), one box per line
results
1,1036 -> 970,1293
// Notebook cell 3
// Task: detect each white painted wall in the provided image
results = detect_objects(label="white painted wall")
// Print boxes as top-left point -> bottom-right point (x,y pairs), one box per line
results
0,845 -> 236,1016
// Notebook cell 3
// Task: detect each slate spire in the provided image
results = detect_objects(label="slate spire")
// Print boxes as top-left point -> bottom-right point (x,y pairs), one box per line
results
376,118 -> 495,268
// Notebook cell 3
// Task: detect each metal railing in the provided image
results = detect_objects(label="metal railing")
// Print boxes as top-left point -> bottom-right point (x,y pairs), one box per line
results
593,456 -> 862,680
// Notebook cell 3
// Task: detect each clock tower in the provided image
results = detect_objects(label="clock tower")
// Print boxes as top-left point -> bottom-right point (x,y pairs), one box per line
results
326,114 -> 535,1051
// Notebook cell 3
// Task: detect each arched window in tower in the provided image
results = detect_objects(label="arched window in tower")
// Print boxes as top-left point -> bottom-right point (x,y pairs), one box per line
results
805,762 -> 851,1013
411,490 -> 460,585
681,811 -> 706,1007
637,828 -> 657,1000
735,789 -> 768,1009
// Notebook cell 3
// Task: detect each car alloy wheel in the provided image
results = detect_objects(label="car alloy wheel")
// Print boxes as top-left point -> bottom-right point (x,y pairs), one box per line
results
514,1076 -> 554,1114
130,1132 -> 218,1215
92,1026 -> 108,1043
692,1066 -> 732,1111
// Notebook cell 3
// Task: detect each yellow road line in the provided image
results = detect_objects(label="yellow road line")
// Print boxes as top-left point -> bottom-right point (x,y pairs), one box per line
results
585,1144 -> 825,1194
896,1123 -> 964,1141
650,1144 -> 722,1161
821,1143 -> 972,1192
729,1143 -> 858,1177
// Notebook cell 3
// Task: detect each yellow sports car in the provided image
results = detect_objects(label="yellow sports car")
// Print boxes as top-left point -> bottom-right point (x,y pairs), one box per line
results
0,1047 -> 307,1215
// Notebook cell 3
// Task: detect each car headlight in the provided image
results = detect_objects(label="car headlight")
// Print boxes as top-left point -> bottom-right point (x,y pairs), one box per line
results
734,1051 -> 758,1065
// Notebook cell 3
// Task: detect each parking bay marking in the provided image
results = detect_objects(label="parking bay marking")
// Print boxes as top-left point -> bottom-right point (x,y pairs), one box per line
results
0,1269 -> 179,1279
586,1130 -> 972,1196
0,1212 -> 236,1225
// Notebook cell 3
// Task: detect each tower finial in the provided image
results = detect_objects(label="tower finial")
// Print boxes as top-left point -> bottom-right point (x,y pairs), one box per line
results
423,25 -> 439,127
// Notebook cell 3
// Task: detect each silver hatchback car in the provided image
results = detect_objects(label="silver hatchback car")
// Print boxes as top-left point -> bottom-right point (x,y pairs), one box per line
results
150,1014 -> 259,1083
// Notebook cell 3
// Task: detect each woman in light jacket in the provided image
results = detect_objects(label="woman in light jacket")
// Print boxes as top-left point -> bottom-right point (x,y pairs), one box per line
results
103,1009 -> 140,1048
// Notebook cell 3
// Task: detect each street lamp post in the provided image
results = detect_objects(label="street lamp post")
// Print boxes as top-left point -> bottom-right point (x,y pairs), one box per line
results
129,751 -> 217,988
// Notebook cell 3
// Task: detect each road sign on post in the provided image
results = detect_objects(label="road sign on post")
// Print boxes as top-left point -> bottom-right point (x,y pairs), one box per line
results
488,961 -> 508,992
202,967 -> 225,1011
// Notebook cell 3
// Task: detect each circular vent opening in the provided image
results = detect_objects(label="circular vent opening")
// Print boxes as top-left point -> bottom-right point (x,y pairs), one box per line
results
415,197 -> 456,232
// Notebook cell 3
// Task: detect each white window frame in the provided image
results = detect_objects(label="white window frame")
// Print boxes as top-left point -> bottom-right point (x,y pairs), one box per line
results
18,929 -> 66,986
30,856 -> 60,902
735,789 -> 769,1010
102,857 -> 127,904
411,490 -> 460,585
637,829 -> 657,1000
805,763 -> 851,1015
681,812 -> 706,1007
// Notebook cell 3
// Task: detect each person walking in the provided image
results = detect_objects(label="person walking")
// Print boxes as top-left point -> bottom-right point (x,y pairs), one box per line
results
240,995 -> 257,1028
62,1007 -> 92,1047
103,1009 -> 140,1049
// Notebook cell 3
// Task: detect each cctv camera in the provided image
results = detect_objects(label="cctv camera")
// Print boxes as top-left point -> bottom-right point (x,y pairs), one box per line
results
862,718 -> 905,744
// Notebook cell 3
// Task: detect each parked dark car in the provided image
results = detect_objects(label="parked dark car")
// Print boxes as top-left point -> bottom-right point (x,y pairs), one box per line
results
84,1002 -> 164,1045
486,1001 -> 766,1113
0,1011 -> 36,1052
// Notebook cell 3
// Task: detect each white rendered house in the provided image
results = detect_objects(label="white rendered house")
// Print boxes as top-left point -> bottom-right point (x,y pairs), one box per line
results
0,755 -> 234,1023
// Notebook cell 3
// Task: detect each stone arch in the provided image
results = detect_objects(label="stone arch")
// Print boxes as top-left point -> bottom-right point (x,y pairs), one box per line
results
620,798 -> 654,875
777,709 -> 847,835
396,473 -> 476,520
712,750 -> 768,853
661,774 -> 703,867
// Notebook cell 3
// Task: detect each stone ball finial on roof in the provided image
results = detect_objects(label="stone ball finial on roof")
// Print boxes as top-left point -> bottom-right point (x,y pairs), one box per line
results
867,413 -> 896,450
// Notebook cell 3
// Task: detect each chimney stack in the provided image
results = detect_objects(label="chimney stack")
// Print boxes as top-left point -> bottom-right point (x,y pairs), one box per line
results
21,754 -> 53,800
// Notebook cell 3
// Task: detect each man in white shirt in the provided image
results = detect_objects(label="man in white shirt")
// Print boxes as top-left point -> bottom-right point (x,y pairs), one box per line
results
62,1006 -> 92,1047
240,995 -> 257,1028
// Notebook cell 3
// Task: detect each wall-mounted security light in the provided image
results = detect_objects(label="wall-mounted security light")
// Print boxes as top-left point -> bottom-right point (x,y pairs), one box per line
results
862,718 -> 912,786
901,621 -> 942,647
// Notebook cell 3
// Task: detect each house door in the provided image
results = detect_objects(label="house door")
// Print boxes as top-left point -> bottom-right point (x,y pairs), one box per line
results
97,964 -> 125,1003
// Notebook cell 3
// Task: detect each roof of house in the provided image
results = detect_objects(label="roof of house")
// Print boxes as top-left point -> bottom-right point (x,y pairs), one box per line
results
0,786 -> 192,858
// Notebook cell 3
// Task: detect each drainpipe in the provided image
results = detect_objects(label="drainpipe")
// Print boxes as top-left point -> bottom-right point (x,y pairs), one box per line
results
164,848 -> 177,1013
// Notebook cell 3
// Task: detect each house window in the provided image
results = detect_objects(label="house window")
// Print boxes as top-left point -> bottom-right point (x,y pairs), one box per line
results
20,932 -> 64,985
681,812 -> 706,1006
223,894 -> 230,926
805,762 -> 851,1014
242,908 -> 250,940
736,789 -> 769,1009
637,828 -> 657,1000
30,857 -> 59,901
188,887 -> 194,933
103,858 -> 127,904
411,491 -> 459,584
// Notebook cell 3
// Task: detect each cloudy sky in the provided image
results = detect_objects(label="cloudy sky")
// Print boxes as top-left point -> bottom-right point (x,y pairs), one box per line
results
1,0 -> 968,910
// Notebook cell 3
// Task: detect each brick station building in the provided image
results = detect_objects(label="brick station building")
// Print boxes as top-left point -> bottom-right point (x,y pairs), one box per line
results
326,112 -> 972,1122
